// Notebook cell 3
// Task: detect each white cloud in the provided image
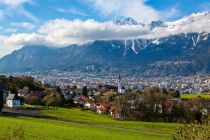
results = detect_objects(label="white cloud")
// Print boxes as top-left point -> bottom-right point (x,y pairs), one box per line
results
0,33 -> 46,57
4,33 -> 45,46
38,19 -> 148,46
55,7 -> 88,17
10,22 -> 35,30
0,0 -> 33,6
84,0 -> 160,23
4,28 -> 18,33
161,5 -> 180,21
144,12 -> 210,38
0,12 -> 210,57
0,0 -> 38,22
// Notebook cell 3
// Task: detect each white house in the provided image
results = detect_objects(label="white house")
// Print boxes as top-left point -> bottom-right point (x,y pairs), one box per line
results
6,94 -> 20,108
84,99 -> 97,110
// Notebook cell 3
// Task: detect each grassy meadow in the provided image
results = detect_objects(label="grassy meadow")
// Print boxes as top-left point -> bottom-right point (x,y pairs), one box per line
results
0,107 -> 180,140
42,107 -> 180,134
181,94 -> 210,99
0,115 -> 172,140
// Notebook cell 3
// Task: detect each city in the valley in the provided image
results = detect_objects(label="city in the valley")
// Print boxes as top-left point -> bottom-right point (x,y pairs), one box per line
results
7,70 -> 210,95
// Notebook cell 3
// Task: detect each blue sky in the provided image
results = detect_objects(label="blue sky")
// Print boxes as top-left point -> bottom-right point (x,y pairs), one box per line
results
1,0 -> 210,27
0,0 -> 210,57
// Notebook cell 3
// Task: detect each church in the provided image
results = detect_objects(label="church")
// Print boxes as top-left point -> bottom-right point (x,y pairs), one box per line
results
117,74 -> 126,94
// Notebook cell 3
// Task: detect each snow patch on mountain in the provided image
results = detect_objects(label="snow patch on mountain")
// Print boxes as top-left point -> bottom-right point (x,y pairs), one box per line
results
152,39 -> 160,45
131,40 -> 138,54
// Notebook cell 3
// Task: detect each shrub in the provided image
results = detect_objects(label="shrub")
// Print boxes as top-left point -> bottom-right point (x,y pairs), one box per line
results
173,123 -> 210,140
0,126 -> 25,140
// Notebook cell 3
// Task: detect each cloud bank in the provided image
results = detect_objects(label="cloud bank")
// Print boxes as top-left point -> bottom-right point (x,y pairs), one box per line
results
0,12 -> 210,57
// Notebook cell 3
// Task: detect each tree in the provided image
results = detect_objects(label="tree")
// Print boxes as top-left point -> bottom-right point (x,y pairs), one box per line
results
0,90 -> 3,112
82,86 -> 88,97
24,95 -> 41,105
43,93 -> 61,109
113,92 -> 141,120
170,90 -> 180,98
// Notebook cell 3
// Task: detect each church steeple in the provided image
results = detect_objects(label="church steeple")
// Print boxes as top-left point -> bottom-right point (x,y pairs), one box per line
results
118,74 -> 121,80
117,74 -> 125,94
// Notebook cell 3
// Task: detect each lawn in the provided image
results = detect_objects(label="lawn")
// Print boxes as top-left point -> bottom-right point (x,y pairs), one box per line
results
41,107 -> 180,134
0,115 -> 171,140
181,94 -> 210,99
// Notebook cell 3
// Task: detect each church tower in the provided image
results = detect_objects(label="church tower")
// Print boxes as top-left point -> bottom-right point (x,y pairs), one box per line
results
118,74 -> 125,94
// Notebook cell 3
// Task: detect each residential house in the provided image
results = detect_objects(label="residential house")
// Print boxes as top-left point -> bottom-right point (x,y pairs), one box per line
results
6,94 -> 20,108
18,89 -> 29,97
3,90 -> 10,104
74,96 -> 97,110
109,107 -> 121,119
83,98 -> 97,110
73,96 -> 85,106
97,102 -> 112,114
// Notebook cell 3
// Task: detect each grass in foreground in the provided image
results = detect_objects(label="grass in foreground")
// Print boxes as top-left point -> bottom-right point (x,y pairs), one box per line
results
181,94 -> 210,99
0,115 -> 171,140
41,107 -> 180,134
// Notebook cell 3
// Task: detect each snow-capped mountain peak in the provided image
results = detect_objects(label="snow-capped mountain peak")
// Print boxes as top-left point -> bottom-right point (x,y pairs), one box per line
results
115,17 -> 140,25
148,20 -> 167,30
166,11 -> 210,27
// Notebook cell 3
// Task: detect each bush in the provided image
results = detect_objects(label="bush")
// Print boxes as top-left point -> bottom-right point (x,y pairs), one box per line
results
43,93 -> 61,109
24,95 -> 42,105
173,124 -> 210,140
0,126 -> 25,140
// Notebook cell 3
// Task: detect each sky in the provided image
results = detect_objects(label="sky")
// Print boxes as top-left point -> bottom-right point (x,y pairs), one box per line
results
0,0 -> 210,57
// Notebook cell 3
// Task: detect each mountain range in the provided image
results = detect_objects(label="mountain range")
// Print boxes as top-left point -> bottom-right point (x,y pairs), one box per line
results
0,12 -> 210,76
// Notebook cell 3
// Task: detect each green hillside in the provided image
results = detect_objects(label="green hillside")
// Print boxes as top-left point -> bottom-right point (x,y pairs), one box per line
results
0,107 -> 179,140
0,115 -> 171,140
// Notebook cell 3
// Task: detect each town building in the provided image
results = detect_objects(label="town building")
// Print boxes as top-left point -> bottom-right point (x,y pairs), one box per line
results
6,94 -> 20,108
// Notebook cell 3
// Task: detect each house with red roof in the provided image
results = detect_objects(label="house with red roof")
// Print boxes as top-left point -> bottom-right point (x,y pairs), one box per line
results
74,96 -> 97,110
97,102 -> 112,114
109,107 -> 121,119
83,97 -> 97,110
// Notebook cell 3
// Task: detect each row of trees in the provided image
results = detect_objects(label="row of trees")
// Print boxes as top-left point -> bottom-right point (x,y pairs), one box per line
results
24,93 -> 62,109
113,87 -> 210,123
0,75 -> 45,93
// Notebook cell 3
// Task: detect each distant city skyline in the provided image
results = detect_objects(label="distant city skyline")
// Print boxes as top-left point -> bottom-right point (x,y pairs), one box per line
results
0,0 -> 210,57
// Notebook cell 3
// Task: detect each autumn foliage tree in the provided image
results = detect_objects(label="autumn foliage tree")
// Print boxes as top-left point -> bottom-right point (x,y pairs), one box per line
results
43,93 -> 61,109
